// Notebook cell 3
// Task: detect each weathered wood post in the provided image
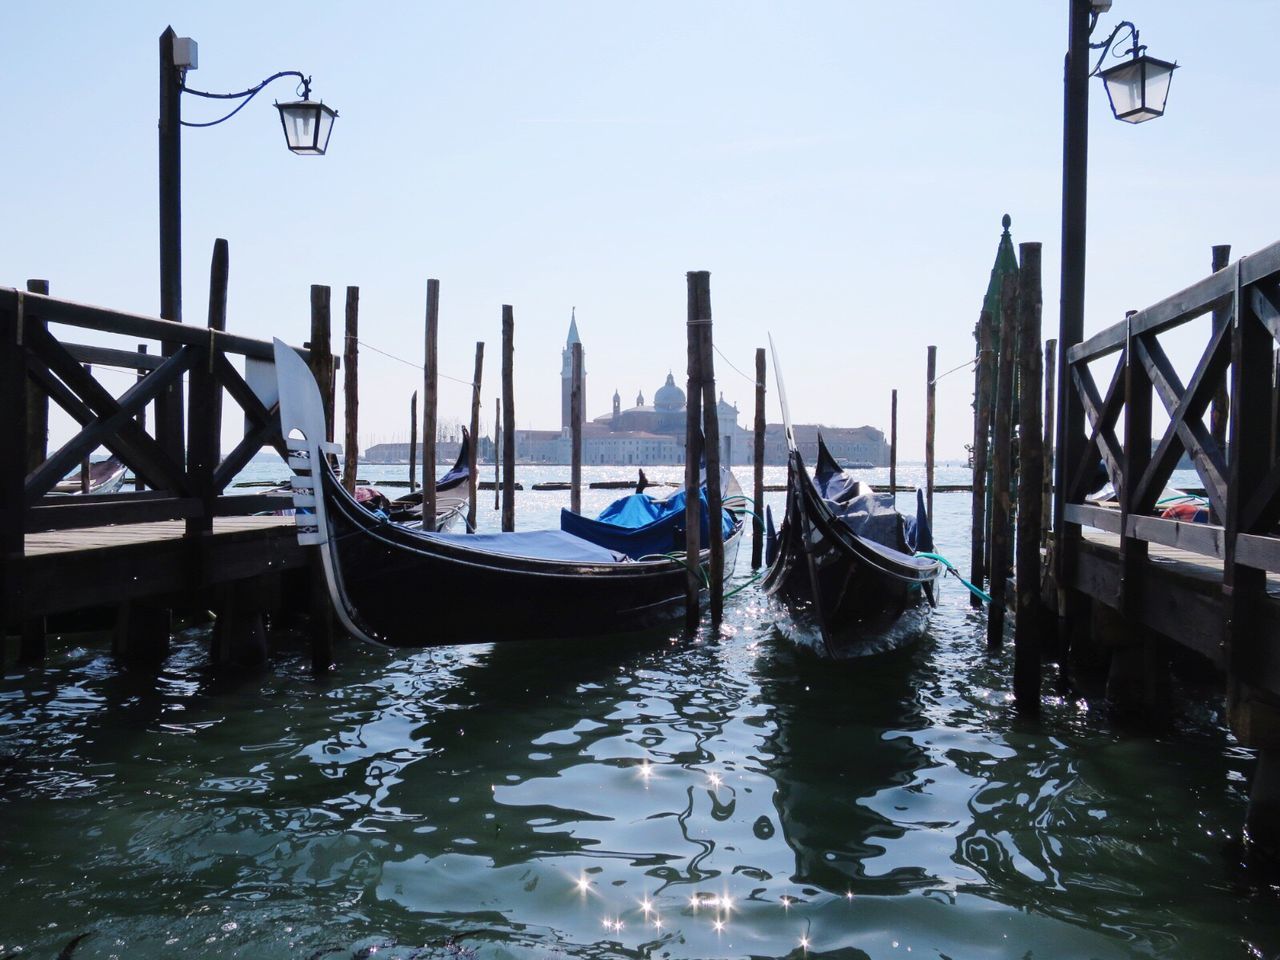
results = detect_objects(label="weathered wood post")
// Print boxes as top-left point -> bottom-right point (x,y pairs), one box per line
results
494,397 -> 501,511
135,344 -> 148,490
307,284 -> 336,675
690,272 -> 724,626
1014,243 -> 1044,714
926,345 -> 937,521
751,348 -> 766,569
79,364 -> 93,494
24,280 -> 49,474
1210,244 -> 1232,525
187,238 -> 228,535
3,289 -> 33,666
971,311 -> 994,607
423,280 -> 440,528
570,342 -> 583,514
342,286 -> 360,495
308,285 -> 335,442
467,343 -> 484,533
408,391 -> 418,491
987,279 -> 1018,650
889,388 -> 898,494
683,293 -> 704,633
501,305 -> 516,532
1042,338 -> 1057,546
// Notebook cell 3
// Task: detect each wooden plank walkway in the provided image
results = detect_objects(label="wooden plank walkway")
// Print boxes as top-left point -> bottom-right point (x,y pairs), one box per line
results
18,515 -> 305,618
1075,529 -> 1280,692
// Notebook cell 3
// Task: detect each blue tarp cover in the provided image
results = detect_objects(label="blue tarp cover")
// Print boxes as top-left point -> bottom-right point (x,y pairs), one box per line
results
560,488 -> 735,560
421,529 -> 629,564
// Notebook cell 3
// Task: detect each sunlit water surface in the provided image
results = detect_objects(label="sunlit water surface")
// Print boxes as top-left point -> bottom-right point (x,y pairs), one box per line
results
1,465 -> 1273,959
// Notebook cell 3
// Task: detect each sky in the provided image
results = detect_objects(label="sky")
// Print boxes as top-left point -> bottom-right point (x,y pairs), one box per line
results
5,1 -> 1280,461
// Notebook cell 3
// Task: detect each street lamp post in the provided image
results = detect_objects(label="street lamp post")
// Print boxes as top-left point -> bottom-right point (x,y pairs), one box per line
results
156,25 -> 337,460
1053,0 -> 1176,619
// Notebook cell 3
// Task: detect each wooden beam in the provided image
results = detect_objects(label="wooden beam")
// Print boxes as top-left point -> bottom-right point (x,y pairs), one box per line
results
408,390 -> 418,492
1064,502 -> 1122,534
684,276 -> 704,633
986,277 -> 1017,650
212,407 -> 283,493
925,344 -> 936,522
308,285 -> 335,444
751,348 -> 766,569
501,306 -> 515,532
187,238 -> 229,535
570,342 -> 583,515
1013,242 -> 1043,714
24,280 -> 49,475
423,279 -> 439,527
691,271 -> 724,626
1042,338 -> 1057,546
1068,356 -> 1125,501
342,286 -> 359,495
467,343 -> 484,534
970,311 -> 993,605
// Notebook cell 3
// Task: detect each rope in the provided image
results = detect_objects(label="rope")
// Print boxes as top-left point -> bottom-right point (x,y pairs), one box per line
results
915,550 -> 992,604
711,345 -> 757,391
356,339 -> 476,388
929,356 -> 978,386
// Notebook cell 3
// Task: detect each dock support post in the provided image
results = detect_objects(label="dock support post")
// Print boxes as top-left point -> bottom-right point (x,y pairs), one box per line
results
343,286 -> 360,495
188,239 -> 228,535
114,601 -> 171,662
683,280 -> 705,634
308,285 -> 336,446
135,344 -> 147,490
987,278 -> 1018,650
24,279 -> 49,475
889,388 -> 898,495
501,306 -> 516,532
1209,244 -> 1232,525
309,552 -> 335,674
408,392 -> 418,491
423,280 -> 440,527
690,272 -> 724,626
925,345 -> 936,522
751,348 -> 766,569
1042,338 -> 1056,547
79,364 -> 92,494
467,343 -> 484,533
971,311 -> 994,607
2,288 -> 31,668
570,342 -> 583,515
211,578 -> 268,669
1248,749 -> 1280,862
1014,242 -> 1044,714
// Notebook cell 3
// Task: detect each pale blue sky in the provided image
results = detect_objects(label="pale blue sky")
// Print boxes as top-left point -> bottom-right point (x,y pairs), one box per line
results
5,1 -> 1279,459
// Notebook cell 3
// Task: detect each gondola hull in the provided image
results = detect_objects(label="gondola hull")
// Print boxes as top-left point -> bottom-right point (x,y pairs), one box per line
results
762,450 -> 940,657
321,467 -> 743,646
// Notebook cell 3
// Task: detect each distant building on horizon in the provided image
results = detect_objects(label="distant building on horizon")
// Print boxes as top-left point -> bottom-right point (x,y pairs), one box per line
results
360,316 -> 891,468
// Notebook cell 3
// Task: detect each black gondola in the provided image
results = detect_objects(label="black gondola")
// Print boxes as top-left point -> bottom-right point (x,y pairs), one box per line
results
383,430 -> 471,529
274,340 -> 744,648
761,342 -> 942,657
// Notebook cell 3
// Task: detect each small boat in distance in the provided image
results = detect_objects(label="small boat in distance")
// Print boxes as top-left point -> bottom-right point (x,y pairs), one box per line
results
761,340 -> 942,657
51,455 -> 128,496
273,339 -> 745,648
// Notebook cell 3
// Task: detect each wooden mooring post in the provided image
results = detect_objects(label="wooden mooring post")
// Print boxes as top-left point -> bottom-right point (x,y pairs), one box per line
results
467,342 -> 484,533
986,278 -> 1017,649
408,392 -> 418,491
25,279 -> 49,475
925,345 -> 936,520
307,284 -> 336,674
342,286 -> 359,495
570,342 -> 583,515
187,238 -> 228,536
423,279 -> 440,528
683,278 -> 705,634
494,397 -> 501,511
1042,338 -> 1056,547
889,388 -> 898,495
971,310 -> 994,607
751,347 -> 766,569
501,306 -> 515,532
690,272 -> 724,626
1014,243 -> 1044,714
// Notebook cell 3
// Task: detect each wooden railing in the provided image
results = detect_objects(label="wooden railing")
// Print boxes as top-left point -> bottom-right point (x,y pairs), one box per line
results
0,284 -> 323,555
1062,238 -> 1280,658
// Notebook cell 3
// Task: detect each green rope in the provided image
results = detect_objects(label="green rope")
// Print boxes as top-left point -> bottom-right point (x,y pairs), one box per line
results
915,550 -> 993,605
724,572 -> 762,598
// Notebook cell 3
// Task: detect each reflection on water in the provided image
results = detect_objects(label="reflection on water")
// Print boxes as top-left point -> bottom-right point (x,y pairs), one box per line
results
0,466 -> 1274,958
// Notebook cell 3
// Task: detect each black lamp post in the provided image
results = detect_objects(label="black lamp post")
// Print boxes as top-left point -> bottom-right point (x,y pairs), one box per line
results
1053,1 -> 1176,610
156,26 -> 337,456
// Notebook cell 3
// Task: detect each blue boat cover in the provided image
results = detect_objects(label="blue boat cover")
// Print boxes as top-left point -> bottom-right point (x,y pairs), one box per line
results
560,488 -> 736,560
421,529 -> 629,564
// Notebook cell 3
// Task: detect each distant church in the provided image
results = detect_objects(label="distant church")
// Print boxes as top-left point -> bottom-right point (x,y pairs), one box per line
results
513,312 -> 890,467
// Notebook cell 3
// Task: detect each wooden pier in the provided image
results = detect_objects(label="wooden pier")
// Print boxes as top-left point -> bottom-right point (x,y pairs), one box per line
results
1,280 -> 328,668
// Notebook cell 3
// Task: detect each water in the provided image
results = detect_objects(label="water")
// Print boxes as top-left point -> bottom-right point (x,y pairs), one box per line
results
1,465 -> 1274,959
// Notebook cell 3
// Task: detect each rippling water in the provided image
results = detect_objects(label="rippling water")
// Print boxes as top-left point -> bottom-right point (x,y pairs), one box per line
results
1,465 -> 1274,958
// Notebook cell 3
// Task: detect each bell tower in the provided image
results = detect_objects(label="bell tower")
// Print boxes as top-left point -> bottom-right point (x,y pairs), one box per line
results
561,308 -> 585,430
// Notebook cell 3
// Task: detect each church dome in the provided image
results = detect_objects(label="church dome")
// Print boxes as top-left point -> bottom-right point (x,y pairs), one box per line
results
654,372 -> 685,411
